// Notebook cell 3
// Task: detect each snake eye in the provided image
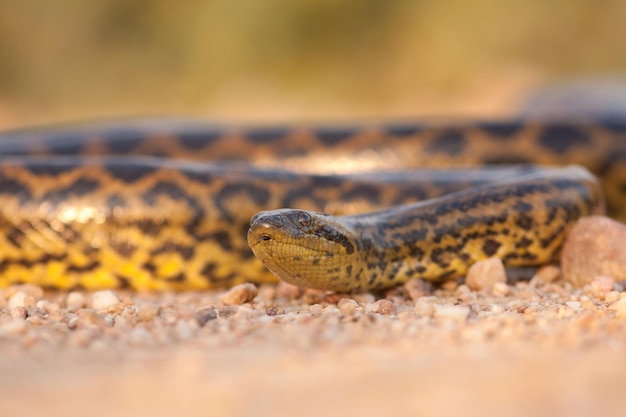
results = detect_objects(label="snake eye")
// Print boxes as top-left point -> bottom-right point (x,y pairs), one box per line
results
298,212 -> 311,227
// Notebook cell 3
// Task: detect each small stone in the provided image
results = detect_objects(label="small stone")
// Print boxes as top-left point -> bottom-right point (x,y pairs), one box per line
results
265,306 -> 284,316
590,275 -> 615,299
6,284 -> 44,299
492,282 -> 510,296
8,292 -> 36,310
10,306 -> 27,320
66,291 -> 86,309
91,291 -> 120,310
433,304 -> 471,323
196,307 -> 218,326
605,291 -> 621,304
338,298 -> 359,315
465,257 -> 507,291
76,309 -> 109,329
308,304 -> 323,315
219,283 -> 258,306
609,297 -> 626,318
137,302 -> 161,322
561,216 -> 626,287
403,279 -> 431,301
370,299 -> 396,315
533,265 -> 561,283
566,301 -> 581,310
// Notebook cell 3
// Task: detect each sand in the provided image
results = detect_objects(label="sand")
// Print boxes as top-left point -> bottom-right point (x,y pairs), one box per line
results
1,275 -> 626,417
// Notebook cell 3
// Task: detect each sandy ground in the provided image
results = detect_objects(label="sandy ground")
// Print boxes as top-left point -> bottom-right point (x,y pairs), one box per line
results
1,276 -> 625,417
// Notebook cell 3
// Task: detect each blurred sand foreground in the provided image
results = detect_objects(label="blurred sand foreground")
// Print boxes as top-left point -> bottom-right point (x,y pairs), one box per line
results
0,280 -> 625,417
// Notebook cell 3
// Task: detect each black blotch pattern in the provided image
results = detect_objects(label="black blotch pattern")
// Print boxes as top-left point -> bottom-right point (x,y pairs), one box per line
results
314,127 -> 357,146
42,178 -> 101,202
425,131 -> 467,156
66,260 -> 101,273
178,130 -> 223,150
42,133 -> 86,154
0,177 -> 32,204
104,162 -> 159,183
215,183 -> 270,221
343,184 -> 381,203
110,240 -> 137,257
105,130 -> 146,153
386,124 -> 422,137
538,125 -> 591,153
482,239 -> 501,256
282,187 -> 325,210
25,162 -> 80,177
476,121 -> 523,138
515,237 -> 533,249
516,214 -> 534,231
246,127 -> 291,143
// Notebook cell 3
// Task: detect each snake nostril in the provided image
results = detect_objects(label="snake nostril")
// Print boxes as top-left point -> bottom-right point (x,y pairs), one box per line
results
260,234 -> 272,241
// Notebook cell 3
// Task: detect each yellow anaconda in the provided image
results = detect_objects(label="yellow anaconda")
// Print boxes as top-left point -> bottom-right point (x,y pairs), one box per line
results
0,117 -> 624,291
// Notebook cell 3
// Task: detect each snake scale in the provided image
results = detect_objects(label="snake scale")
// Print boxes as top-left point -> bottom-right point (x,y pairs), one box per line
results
0,117 -> 623,291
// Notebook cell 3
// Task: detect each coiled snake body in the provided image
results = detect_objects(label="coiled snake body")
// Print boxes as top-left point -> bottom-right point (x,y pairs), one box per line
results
0,118 -> 622,291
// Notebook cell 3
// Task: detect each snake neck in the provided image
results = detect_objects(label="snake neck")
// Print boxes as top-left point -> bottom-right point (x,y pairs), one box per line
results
341,166 -> 604,291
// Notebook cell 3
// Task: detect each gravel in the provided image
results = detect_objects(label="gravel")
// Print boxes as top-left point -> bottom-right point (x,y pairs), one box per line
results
1,270 -> 626,417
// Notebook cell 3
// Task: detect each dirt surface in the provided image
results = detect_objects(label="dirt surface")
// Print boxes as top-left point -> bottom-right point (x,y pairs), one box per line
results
1,275 -> 626,417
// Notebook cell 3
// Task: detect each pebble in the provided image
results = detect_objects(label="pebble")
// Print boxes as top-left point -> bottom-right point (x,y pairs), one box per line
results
8,292 -> 36,310
219,283 -> 258,306
589,275 -> 616,299
609,297 -> 626,318
67,291 -> 86,309
76,309 -> 109,329
370,299 -> 396,315
492,282 -> 511,296
561,216 -> 626,287
533,265 -> 561,284
265,306 -> 284,316
433,304 -> 471,323
195,307 -> 218,326
11,306 -> 27,320
465,257 -> 507,291
91,291 -> 120,310
137,302 -> 161,322
6,284 -> 44,299
338,298 -> 359,315
403,279 -> 431,301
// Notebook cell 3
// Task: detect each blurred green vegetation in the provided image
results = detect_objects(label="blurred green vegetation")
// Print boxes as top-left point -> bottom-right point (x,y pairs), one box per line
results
0,0 -> 625,125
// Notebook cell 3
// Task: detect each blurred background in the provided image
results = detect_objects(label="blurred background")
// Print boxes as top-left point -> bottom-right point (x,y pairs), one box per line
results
1,0 -> 625,128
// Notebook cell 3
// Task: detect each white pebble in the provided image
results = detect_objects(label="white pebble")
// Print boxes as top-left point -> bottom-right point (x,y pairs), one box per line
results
465,257 -> 506,291
91,291 -> 120,310
565,301 -> 581,311
609,297 -> 626,318
219,283 -> 258,306
8,292 -> 35,310
433,304 -> 471,323
67,291 -> 86,309
338,298 -> 359,315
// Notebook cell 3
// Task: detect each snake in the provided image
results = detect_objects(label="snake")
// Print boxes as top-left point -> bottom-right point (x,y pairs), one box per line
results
0,117 -> 623,291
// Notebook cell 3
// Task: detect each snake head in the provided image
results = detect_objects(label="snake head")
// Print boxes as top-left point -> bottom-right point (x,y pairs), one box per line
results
247,209 -> 360,291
